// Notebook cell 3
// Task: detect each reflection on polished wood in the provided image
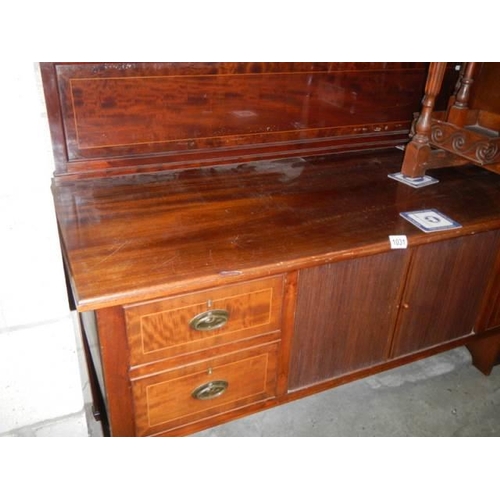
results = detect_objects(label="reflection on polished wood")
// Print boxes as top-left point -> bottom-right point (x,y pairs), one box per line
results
42,62 -> 444,178
53,149 -> 500,311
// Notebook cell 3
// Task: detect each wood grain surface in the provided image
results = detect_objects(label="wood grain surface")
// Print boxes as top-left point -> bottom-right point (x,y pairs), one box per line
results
289,251 -> 409,390
53,149 -> 500,311
391,231 -> 500,357
42,62 -> 461,177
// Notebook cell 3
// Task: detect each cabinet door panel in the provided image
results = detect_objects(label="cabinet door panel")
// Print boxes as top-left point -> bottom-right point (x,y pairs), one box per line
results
391,231 -> 500,357
289,252 -> 408,391
476,249 -> 500,333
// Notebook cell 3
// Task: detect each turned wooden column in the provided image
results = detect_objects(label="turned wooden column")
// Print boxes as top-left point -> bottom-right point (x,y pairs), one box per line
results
447,62 -> 478,127
400,62 -> 447,178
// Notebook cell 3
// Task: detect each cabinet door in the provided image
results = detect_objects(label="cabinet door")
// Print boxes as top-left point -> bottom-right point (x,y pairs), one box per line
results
475,249 -> 500,333
391,231 -> 500,358
289,251 -> 409,391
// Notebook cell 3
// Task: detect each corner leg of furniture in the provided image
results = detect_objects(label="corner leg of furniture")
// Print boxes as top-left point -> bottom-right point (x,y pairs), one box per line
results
466,331 -> 500,376
400,140 -> 430,178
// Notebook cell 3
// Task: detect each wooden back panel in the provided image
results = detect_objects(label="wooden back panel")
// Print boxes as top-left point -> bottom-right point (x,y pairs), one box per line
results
41,62 -> 455,180
470,62 -> 500,115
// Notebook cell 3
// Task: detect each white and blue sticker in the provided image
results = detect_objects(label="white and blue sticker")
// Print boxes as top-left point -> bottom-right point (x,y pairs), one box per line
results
400,209 -> 462,233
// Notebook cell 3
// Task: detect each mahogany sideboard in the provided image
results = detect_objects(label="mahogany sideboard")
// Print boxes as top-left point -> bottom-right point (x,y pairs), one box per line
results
42,62 -> 500,436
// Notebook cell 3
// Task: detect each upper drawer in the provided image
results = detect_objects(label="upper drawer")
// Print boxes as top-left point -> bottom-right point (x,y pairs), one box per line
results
124,276 -> 284,366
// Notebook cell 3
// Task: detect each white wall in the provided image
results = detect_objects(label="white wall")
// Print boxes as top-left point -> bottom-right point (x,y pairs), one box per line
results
0,63 -> 87,436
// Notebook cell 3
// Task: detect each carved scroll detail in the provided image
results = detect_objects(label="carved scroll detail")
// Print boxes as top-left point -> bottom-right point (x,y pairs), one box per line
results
476,142 -> 499,163
430,120 -> 500,165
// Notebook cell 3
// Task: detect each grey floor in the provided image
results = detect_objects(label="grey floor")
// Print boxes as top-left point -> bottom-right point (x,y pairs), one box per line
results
86,346 -> 499,437
192,347 -> 500,437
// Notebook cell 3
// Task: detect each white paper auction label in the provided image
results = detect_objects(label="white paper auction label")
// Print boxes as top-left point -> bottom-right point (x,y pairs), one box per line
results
389,235 -> 408,249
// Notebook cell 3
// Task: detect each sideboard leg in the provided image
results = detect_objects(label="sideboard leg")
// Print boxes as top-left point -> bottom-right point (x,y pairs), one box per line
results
466,331 -> 500,375
400,62 -> 447,178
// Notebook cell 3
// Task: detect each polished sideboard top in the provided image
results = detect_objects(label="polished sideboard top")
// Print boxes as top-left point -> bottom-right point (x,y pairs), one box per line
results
43,62 -> 500,313
52,148 -> 500,311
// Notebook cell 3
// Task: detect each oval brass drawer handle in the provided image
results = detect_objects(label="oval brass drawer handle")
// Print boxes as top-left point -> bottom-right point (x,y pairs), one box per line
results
189,309 -> 229,331
192,380 -> 229,400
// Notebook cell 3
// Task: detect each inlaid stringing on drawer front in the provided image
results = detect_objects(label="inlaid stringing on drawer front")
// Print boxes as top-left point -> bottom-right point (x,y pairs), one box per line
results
132,343 -> 279,436
139,288 -> 273,354
124,276 -> 284,366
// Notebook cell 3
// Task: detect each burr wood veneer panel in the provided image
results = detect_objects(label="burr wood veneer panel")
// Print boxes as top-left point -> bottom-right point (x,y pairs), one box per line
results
42,62 -> 441,177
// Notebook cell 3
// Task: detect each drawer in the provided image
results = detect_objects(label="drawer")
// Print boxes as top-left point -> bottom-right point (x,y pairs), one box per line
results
124,276 -> 283,366
131,342 -> 279,436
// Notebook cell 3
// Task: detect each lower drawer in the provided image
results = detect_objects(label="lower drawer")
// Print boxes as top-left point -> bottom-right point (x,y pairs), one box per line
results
131,342 -> 279,436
